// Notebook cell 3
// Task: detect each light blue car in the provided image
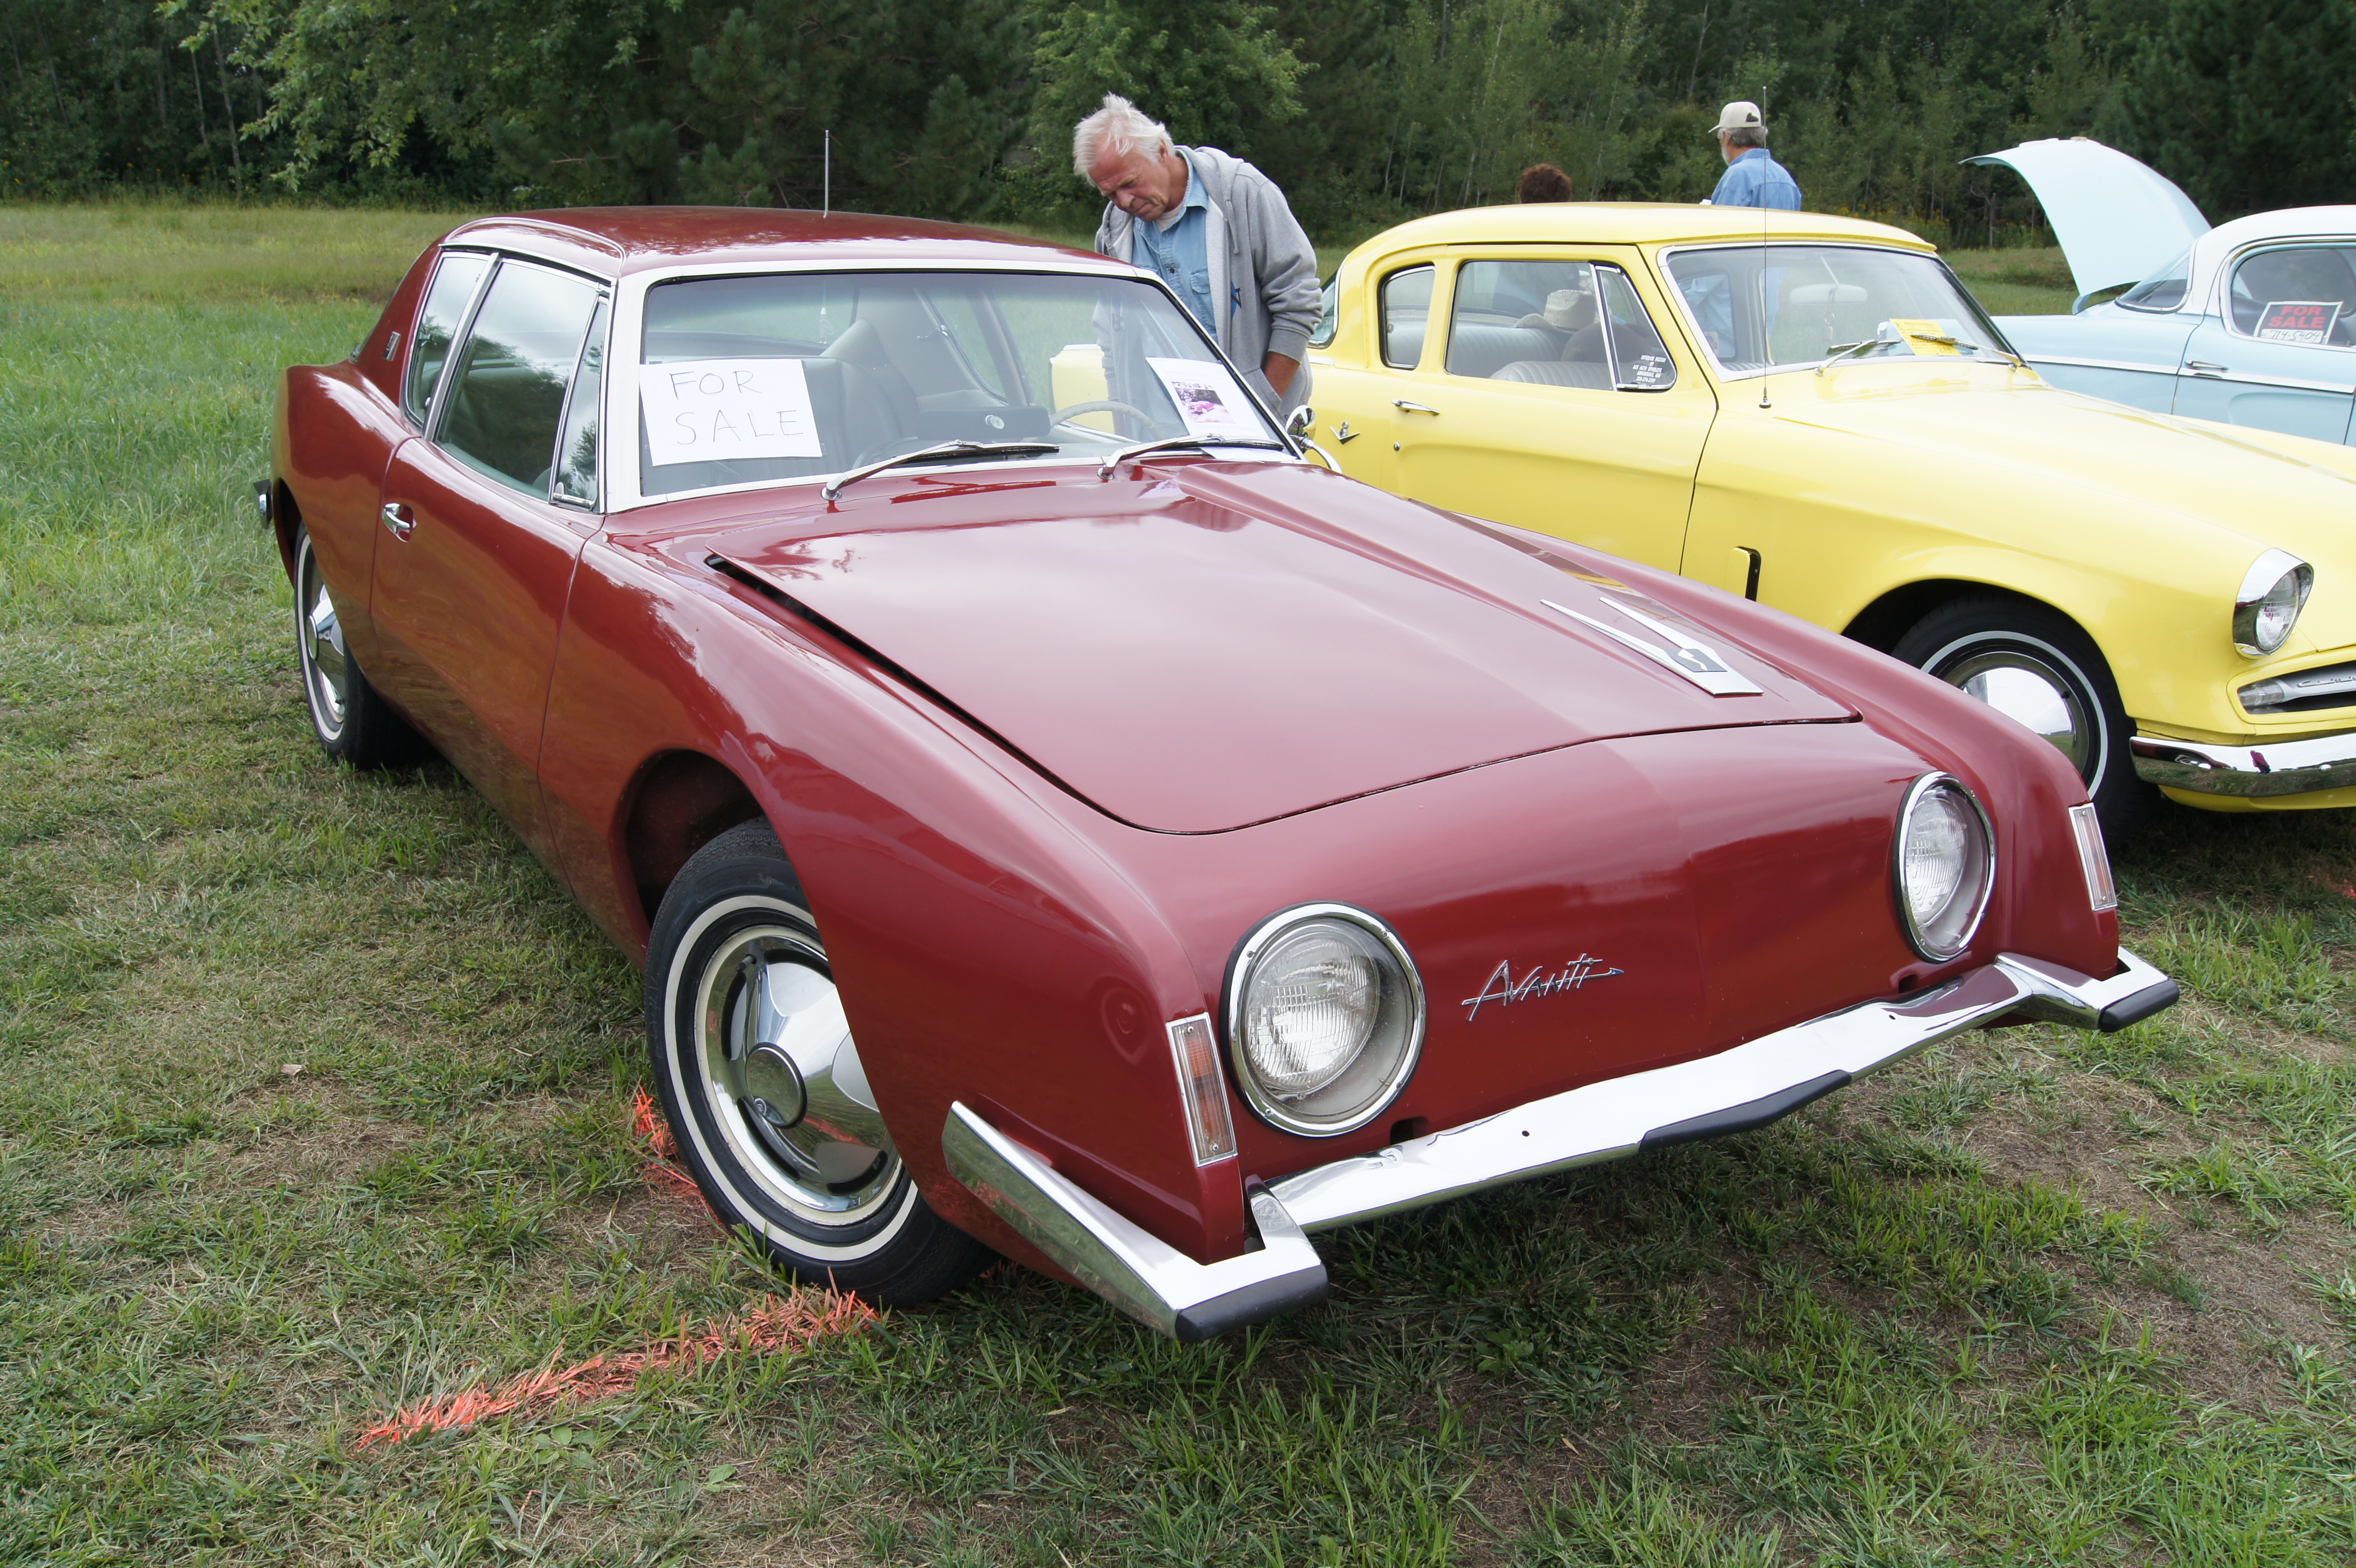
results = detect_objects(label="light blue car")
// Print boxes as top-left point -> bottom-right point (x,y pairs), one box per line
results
1973,138 -> 2356,447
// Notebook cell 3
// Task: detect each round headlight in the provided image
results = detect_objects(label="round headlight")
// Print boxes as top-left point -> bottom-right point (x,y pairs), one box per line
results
2234,549 -> 2312,657
1226,905 -> 1424,1136
1894,774 -> 1995,962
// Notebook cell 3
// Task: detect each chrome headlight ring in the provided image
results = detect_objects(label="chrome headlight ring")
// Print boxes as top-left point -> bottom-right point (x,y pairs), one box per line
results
1223,903 -> 1426,1138
2234,548 -> 2312,658
1893,773 -> 1997,962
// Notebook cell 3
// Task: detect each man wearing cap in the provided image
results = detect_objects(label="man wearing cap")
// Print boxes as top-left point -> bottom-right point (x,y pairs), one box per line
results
1705,101 -> 1801,209
1074,93 -> 1321,417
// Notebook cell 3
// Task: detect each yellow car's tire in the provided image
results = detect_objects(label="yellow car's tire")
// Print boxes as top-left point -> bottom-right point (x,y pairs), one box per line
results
1892,595 -> 2153,838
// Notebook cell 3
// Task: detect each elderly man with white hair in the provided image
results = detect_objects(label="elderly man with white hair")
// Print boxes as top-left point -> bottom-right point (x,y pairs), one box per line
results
1074,94 -> 1321,417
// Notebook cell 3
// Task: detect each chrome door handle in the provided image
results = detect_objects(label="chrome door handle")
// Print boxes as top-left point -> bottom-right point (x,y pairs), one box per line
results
1392,399 -> 1441,415
2185,361 -> 2228,377
380,501 -> 417,540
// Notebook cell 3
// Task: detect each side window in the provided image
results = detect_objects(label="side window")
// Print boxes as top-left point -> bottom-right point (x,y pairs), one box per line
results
552,298 -> 609,507
2227,246 -> 2356,345
1442,259 -> 1676,390
1446,259 -> 1603,384
1380,265 -> 1433,369
1309,278 -> 1337,349
437,260 -> 604,497
403,250 -> 493,425
1596,266 -> 1678,389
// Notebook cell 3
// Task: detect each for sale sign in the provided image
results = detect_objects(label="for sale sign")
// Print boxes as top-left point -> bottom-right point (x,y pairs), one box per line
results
2255,300 -> 2341,343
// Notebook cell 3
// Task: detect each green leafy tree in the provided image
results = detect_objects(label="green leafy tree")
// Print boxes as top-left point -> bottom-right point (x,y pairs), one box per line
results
1021,0 -> 1305,214
2101,0 -> 2356,215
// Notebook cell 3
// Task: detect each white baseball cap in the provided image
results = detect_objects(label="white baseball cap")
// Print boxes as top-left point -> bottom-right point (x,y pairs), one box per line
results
1713,101 -> 1765,135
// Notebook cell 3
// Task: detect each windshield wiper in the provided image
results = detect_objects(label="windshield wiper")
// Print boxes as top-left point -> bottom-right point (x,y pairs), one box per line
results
821,440 -> 1058,501
1096,434 -> 1287,480
1952,340 -> 2030,368
1815,338 -> 1905,375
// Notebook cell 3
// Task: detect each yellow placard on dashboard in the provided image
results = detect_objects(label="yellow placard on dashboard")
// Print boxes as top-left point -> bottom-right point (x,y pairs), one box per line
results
1889,318 -> 1960,356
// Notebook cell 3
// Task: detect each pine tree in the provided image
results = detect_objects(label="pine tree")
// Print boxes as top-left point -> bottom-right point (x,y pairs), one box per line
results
2102,0 -> 2356,215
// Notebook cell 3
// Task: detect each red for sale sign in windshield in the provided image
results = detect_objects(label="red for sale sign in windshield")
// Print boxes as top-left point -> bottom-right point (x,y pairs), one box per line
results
2255,301 -> 2341,343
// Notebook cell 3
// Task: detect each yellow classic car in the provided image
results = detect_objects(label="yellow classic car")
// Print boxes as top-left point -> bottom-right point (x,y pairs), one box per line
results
1306,204 -> 2356,833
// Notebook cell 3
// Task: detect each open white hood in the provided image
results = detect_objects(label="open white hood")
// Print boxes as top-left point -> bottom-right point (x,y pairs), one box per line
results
1967,138 -> 2211,304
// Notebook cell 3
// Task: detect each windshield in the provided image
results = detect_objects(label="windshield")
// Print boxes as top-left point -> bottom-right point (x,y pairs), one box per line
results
1663,244 -> 2015,376
636,269 -> 1281,497
2117,247 -> 2192,312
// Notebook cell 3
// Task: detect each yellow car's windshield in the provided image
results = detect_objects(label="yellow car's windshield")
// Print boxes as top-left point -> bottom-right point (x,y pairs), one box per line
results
1663,244 -> 2015,377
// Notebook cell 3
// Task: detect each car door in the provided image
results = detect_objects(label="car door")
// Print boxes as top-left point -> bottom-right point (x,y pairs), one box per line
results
371,255 -> 610,855
1379,252 -> 1715,574
2173,243 -> 2356,444
1309,260 -> 1435,492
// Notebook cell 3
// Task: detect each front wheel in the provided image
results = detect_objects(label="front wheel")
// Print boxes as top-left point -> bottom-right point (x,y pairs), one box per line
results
1891,595 -> 2152,836
644,819 -> 992,1305
294,526 -> 422,768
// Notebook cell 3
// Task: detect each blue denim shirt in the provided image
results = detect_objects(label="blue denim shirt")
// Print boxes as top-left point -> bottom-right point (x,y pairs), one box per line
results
1709,148 -> 1802,210
1131,154 -> 1216,333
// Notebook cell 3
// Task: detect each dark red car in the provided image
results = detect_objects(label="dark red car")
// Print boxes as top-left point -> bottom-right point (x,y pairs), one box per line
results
269,209 -> 2175,1339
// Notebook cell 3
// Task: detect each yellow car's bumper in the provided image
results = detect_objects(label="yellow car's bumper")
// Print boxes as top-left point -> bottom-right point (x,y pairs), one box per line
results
2135,729 -> 2356,809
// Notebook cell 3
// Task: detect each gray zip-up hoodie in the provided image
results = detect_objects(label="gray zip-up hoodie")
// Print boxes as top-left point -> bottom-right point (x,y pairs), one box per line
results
1094,145 -> 1321,416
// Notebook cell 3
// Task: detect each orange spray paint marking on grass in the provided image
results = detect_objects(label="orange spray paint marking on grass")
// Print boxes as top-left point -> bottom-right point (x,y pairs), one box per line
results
354,1288 -> 879,1448
631,1085 -> 708,1202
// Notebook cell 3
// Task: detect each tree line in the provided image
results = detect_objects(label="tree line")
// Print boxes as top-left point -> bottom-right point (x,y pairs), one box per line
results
2,0 -> 2349,240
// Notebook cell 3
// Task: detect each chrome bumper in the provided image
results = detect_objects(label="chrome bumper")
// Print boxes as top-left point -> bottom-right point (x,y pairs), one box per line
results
2133,730 -> 2356,797
945,949 -> 2175,1340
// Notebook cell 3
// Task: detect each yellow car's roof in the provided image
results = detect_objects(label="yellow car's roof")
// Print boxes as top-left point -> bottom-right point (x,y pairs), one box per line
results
1351,203 -> 1934,260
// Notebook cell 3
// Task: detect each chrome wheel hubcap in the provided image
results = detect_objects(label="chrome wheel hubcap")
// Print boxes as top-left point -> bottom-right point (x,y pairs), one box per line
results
299,547 -> 351,732
1935,645 -> 2096,779
696,929 -> 897,1223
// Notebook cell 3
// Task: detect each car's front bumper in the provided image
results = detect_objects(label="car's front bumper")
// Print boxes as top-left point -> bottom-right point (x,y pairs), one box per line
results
2133,729 -> 2356,798
943,949 -> 2176,1340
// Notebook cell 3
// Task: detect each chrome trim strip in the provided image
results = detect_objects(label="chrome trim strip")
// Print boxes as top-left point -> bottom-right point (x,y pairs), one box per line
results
1266,950 -> 2170,1233
2017,354 -> 2180,376
2131,729 -> 2356,796
942,1102 -> 1327,1341
2020,353 -> 2356,395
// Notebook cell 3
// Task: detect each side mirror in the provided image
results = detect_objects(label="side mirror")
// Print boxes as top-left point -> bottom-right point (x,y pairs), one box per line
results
1284,405 -> 1315,438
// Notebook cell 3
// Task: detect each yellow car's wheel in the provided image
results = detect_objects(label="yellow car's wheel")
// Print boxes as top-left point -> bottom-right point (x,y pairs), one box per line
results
1892,595 -> 2153,836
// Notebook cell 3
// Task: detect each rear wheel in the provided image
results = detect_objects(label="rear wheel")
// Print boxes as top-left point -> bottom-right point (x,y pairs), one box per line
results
1891,594 -> 2151,836
644,819 -> 992,1304
294,527 -> 422,768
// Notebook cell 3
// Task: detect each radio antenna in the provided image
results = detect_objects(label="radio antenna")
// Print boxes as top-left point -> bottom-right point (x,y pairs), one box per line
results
1757,198 -> 1773,409
823,129 -> 832,217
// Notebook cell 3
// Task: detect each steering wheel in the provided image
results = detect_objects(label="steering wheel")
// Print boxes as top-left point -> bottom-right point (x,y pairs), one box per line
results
1050,400 -> 1154,427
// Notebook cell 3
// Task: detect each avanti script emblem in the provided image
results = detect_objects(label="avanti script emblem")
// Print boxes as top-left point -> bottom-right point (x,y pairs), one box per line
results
1461,955 -> 1624,1021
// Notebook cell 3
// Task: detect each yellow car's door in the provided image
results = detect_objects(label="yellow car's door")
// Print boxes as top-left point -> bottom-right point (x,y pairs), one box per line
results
1380,251 -> 1718,573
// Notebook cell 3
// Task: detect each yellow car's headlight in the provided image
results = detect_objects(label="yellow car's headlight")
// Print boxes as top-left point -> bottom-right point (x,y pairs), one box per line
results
2234,550 -> 2313,657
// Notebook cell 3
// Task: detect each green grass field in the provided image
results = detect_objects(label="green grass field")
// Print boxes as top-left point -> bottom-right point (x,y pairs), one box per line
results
2,201 -> 2347,1565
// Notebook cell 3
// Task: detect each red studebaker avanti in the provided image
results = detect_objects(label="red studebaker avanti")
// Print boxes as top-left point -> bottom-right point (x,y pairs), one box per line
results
268,208 -> 2176,1339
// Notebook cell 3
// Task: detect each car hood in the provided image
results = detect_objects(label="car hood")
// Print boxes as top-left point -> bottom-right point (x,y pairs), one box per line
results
1774,370 -> 2356,587
1968,138 -> 2210,303
704,461 -> 1853,832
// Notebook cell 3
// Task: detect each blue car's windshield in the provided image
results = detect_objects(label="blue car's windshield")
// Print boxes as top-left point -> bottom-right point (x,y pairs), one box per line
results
1664,243 -> 2015,376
